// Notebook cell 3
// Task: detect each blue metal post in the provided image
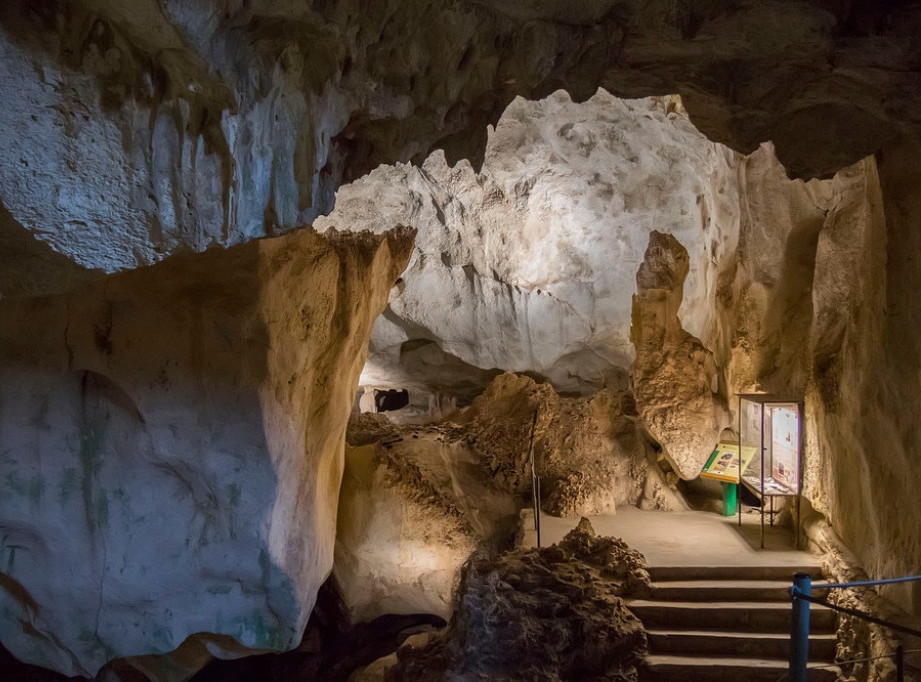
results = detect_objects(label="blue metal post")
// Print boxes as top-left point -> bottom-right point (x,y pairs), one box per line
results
790,573 -> 812,682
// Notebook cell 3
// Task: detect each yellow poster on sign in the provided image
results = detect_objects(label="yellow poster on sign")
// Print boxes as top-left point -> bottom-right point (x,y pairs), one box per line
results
700,442 -> 757,483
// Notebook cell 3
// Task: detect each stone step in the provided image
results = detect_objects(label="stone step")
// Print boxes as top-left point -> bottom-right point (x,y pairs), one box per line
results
647,579 -> 797,602
642,654 -> 840,682
649,565 -> 824,582
647,628 -> 837,660
628,600 -> 837,633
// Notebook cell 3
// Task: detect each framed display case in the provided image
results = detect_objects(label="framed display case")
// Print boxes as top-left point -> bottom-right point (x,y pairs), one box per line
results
736,394 -> 803,548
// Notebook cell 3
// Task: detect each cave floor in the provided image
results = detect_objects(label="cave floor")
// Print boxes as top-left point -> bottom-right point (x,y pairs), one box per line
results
520,508 -> 821,569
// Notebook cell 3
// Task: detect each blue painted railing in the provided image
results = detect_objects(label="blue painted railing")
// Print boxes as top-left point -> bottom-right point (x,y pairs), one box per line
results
789,572 -> 921,682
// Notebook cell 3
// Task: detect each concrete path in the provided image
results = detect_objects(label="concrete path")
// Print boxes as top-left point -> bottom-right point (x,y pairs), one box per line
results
519,507 -> 822,569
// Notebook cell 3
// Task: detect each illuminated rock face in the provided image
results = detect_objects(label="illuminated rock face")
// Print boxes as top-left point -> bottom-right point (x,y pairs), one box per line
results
320,91 -> 740,397
631,231 -> 727,480
0,227 -> 413,678
335,372 -> 682,623
802,152 -> 921,614
3,0 -> 921,297
1,0 -> 921,671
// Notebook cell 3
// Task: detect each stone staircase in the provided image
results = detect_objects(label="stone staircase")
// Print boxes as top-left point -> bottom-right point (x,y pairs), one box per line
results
629,564 -> 840,681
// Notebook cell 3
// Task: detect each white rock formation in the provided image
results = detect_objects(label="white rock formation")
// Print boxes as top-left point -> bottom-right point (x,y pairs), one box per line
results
2,0 -> 916,297
0,226 -> 413,678
321,90 -> 892,484
318,90 -> 741,397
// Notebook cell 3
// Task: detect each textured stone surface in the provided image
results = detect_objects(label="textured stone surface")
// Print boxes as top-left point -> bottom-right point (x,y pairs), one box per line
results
335,373 -> 679,625
631,231 -> 729,479
4,0 -> 921,297
801,149 -> 921,615
390,518 -> 648,681
0,226 -> 413,678
319,91 -> 740,396
701,149 -> 918,614
3,0 -> 921,672
335,417 -> 513,623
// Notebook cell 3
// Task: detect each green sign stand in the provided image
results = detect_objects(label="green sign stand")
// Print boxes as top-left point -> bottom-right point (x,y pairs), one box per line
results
722,482 -> 737,516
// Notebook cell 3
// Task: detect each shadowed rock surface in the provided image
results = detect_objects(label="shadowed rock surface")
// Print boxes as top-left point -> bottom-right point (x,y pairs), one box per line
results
386,518 -> 649,682
4,0 -> 921,289
3,0 -> 921,678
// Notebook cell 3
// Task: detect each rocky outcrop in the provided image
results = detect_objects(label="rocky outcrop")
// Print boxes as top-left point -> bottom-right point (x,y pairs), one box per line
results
458,373 -> 676,515
389,518 -> 648,681
631,231 -> 729,479
335,373 -> 679,625
703,148 -> 916,616
335,418 -> 514,623
802,149 -> 921,615
0,226 -> 414,678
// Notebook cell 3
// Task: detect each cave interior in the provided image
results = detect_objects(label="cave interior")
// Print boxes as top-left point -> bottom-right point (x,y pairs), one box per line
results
2,1 -> 921,681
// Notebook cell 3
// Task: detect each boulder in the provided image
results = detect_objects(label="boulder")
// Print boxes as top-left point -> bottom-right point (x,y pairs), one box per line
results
391,518 -> 649,681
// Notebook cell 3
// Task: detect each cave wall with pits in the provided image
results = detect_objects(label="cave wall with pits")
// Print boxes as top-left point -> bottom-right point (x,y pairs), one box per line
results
3,0 -> 921,294
329,93 -> 918,619
2,0 -> 921,676
318,91 -> 740,398
336,372 -> 681,624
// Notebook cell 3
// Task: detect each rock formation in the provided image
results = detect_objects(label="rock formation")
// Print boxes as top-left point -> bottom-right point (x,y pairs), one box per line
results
335,372 -> 680,625
336,415 -> 510,623
3,0 -> 920,294
4,0 -> 921,676
319,91 -> 740,397
631,231 -> 728,479
387,518 -> 649,682
0,226 -> 413,678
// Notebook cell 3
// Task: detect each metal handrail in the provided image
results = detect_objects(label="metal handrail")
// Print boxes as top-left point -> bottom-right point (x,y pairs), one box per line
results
811,574 -> 921,590
772,649 -> 921,682
789,573 -> 921,682
794,592 -> 921,639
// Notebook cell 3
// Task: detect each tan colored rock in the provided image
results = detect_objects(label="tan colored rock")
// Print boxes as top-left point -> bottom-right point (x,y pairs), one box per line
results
459,372 -> 662,515
631,231 -> 730,479
335,413 -> 517,623
334,439 -> 487,622
0,226 -> 413,677
802,152 -> 918,608
335,373 -> 679,624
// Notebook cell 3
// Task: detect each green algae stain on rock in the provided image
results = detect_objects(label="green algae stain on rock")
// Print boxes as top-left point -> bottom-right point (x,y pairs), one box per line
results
4,471 -> 45,502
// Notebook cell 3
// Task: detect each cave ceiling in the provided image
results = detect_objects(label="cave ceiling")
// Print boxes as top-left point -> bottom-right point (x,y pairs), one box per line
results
1,0 -> 921,299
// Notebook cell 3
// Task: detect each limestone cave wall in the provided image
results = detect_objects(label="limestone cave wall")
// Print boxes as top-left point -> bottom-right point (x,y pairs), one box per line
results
3,0 -> 921,676
805,140 -> 921,614
3,0 -> 921,293
0,226 -> 413,678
